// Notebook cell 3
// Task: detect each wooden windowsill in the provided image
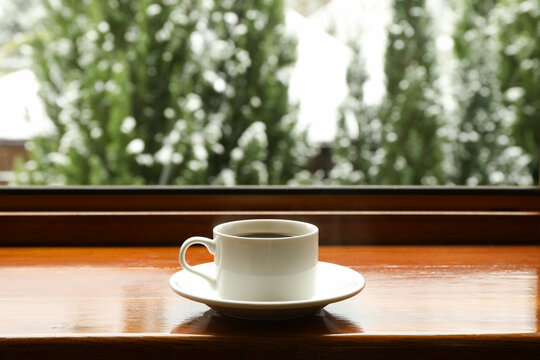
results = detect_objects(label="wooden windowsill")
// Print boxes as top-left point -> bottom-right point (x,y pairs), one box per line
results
1,245 -> 538,359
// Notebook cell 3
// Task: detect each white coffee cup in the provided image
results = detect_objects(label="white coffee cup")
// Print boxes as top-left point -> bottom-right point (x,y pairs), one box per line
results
179,219 -> 319,302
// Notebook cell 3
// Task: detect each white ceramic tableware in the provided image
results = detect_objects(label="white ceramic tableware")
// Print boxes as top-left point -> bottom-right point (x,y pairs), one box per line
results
169,261 -> 366,320
178,219 -> 318,302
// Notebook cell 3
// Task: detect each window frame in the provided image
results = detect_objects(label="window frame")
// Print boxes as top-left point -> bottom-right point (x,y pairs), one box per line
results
1,186 -> 539,246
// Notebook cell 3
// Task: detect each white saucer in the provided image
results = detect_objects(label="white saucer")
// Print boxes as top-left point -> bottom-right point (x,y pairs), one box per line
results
169,261 -> 365,320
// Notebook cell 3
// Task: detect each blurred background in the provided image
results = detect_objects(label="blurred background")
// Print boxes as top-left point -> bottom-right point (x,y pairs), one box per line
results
0,0 -> 537,186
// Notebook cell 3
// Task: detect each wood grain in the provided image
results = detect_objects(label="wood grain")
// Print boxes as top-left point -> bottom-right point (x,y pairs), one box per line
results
0,246 -> 538,359
1,187 -> 539,211
1,211 -> 539,246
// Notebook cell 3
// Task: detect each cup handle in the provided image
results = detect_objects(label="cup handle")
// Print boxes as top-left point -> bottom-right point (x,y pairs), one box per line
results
179,236 -> 217,289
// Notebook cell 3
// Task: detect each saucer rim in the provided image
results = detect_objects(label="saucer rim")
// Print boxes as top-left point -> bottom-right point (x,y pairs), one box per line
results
169,261 -> 365,310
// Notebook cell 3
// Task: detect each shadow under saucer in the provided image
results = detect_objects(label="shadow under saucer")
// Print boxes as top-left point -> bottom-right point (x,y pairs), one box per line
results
171,309 -> 363,336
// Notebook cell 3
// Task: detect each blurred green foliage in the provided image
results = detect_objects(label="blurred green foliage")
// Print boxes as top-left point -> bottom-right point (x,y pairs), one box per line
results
498,0 -> 540,184
16,0 -> 310,185
331,0 -> 533,185
11,0 -> 539,185
330,43 -> 381,184
332,0 -> 445,185
377,0 -> 444,185
450,0 -> 531,185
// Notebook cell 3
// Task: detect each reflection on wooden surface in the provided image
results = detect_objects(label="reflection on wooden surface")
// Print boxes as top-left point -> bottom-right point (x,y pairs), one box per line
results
0,246 -> 538,358
0,246 -> 537,336
173,309 -> 362,335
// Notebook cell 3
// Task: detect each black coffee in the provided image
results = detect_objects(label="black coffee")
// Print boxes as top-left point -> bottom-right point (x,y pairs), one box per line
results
237,233 -> 291,238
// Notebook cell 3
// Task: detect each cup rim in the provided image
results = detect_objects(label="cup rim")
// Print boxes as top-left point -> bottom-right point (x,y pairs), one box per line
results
213,219 -> 318,240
